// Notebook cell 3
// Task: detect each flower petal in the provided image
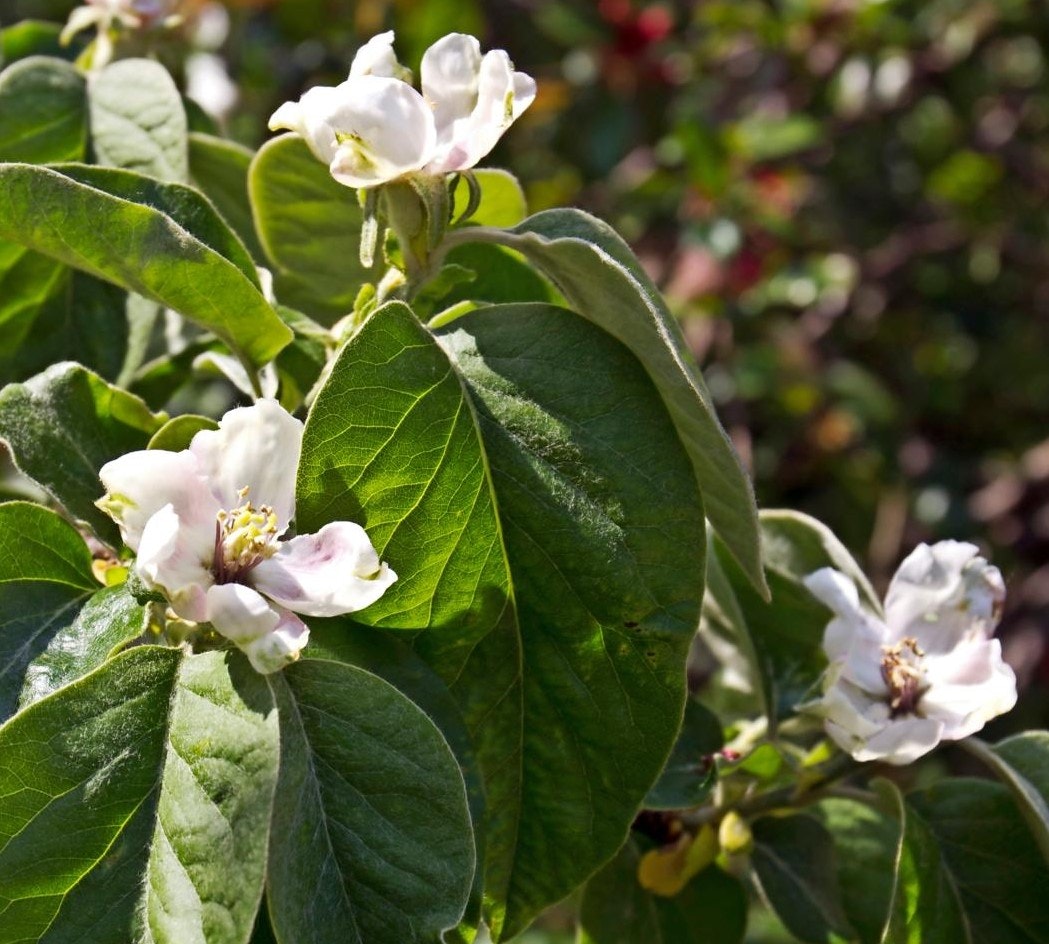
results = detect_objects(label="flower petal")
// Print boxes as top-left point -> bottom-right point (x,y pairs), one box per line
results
241,609 -> 310,675
422,33 -> 483,133
250,521 -> 397,617
269,86 -> 343,164
206,584 -> 310,673
349,30 -> 406,79
136,504 -> 212,621
805,567 -> 885,662
98,448 -> 218,552
884,541 -> 1004,652
921,639 -> 1017,740
856,716 -> 944,765
189,399 -> 302,530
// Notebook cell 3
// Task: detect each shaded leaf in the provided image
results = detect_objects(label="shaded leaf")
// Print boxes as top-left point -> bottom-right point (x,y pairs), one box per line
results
0,56 -> 85,162
189,131 -> 266,260
644,698 -> 723,810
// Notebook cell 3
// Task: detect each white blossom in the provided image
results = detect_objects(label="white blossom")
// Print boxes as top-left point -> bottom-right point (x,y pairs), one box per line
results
268,30 -> 535,189
97,400 -> 396,674
805,541 -> 1016,765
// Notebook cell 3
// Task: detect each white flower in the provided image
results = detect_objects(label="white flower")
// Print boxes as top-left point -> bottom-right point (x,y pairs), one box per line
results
268,30 -> 535,189
97,400 -> 396,674
805,541 -> 1016,765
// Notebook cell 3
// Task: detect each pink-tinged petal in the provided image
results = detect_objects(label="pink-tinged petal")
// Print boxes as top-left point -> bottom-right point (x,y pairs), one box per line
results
250,521 -> 397,617
206,582 -> 280,643
98,448 -> 217,551
241,609 -> 310,675
136,504 -> 212,621
885,541 -> 1004,652
840,633 -> 892,694
921,640 -> 1017,740
189,399 -> 302,530
856,717 -> 944,765
805,568 -> 885,662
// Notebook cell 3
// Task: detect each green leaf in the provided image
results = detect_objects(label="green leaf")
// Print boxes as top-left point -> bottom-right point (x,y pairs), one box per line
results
265,657 -> 475,944
480,208 -> 764,594
705,509 -> 877,726
431,243 -> 558,314
249,133 -> 365,324
298,301 -> 706,939
644,698 -> 723,810
452,169 -> 528,227
0,362 -> 166,546
0,243 -> 66,383
816,798 -> 899,944
0,646 -> 281,944
0,162 -> 291,369
578,838 -> 747,944
1,22 -> 70,65
890,776 -> 1049,943
189,132 -> 266,260
148,413 -> 218,451
751,813 -> 853,943
0,502 -> 95,723
0,56 -> 86,163
0,646 -> 180,942
19,582 -> 148,710
88,58 -> 188,182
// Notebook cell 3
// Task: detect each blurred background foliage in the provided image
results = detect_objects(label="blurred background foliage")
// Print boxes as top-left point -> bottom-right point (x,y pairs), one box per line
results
7,0 -> 1049,890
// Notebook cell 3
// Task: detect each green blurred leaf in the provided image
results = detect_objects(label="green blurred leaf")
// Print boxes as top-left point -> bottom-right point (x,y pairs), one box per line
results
266,657 -> 475,944
249,133 -> 365,324
644,698 -> 723,810
487,209 -> 764,595
147,413 -> 218,451
0,21 -> 69,64
0,56 -> 85,163
0,162 -> 291,368
298,301 -> 705,939
0,501 -> 95,723
727,114 -> 823,162
579,838 -> 747,944
453,168 -> 528,227
751,813 -> 853,943
88,58 -> 188,182
0,362 -> 166,546
189,131 -> 266,260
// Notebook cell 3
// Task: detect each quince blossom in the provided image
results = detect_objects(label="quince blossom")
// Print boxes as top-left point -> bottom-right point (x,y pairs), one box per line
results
268,30 -> 536,188
62,0 -> 178,48
97,399 -> 396,674
805,541 -> 1016,765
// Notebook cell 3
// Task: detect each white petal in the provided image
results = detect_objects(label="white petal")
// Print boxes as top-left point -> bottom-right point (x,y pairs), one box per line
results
422,33 -> 483,132
921,639 -> 1017,739
241,609 -> 310,675
269,86 -> 343,164
250,521 -> 397,617
856,716 -> 944,765
325,76 -> 436,188
804,567 -> 886,665
136,504 -> 212,621
189,399 -> 302,530
349,31 -> 404,79
206,582 -> 279,643
885,541 -> 1004,652
98,449 -> 218,551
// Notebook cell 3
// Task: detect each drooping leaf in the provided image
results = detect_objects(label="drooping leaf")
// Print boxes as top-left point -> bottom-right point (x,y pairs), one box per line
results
88,57 -> 188,182
0,56 -> 86,163
644,698 -> 723,810
189,131 -> 266,260
297,301 -> 705,939
578,837 -> 747,944
0,501 -> 96,723
704,509 -> 877,727
0,362 -> 166,545
751,813 -> 853,943
265,657 -> 475,944
477,208 -> 764,593
0,162 -> 291,369
249,133 -> 365,323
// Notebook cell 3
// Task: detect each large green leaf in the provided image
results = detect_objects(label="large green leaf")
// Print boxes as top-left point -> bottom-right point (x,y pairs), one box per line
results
265,657 -> 475,944
0,56 -> 85,163
297,301 -> 705,939
0,362 -> 166,546
703,509 -> 878,726
88,58 -> 188,182
578,837 -> 747,944
189,132 -> 266,260
0,502 -> 96,723
249,133 -> 365,323
0,646 -> 281,944
0,162 -> 291,368
472,209 -> 763,593
751,813 -> 853,943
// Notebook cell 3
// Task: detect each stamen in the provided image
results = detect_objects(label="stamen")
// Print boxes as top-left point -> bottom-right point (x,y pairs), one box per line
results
213,486 -> 280,583
880,636 -> 927,716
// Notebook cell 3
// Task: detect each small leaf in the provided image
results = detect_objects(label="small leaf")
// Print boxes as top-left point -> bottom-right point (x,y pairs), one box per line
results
249,133 -> 366,324
0,56 -> 86,162
0,162 -> 291,369
88,58 -> 188,182
148,413 -> 218,451
1,21 -> 70,64
644,698 -> 723,810
751,813 -> 853,943
0,362 -> 166,545
266,657 -> 475,944
0,502 -> 96,723
452,168 -> 527,227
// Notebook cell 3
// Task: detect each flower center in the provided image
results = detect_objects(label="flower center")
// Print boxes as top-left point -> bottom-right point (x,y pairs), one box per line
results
213,486 -> 279,584
880,636 -> 927,716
